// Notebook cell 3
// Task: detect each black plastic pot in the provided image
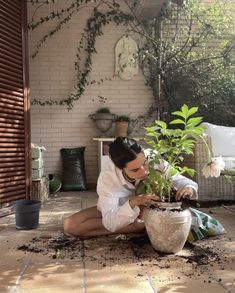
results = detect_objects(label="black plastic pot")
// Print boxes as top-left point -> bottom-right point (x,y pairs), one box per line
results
13,199 -> 41,230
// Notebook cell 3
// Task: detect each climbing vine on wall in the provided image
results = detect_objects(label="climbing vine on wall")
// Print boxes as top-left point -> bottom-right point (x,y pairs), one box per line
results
28,0 -> 134,110
29,0 -> 234,125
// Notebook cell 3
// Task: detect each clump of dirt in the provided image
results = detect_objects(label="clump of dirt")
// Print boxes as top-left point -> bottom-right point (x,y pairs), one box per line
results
183,242 -> 221,267
17,244 -> 44,253
17,234 -> 82,260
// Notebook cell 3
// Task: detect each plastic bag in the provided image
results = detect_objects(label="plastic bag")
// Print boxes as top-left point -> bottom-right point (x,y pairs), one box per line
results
187,208 -> 226,242
60,147 -> 87,191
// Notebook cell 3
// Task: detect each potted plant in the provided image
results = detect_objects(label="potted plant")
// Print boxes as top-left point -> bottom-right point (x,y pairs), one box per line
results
137,104 -> 205,253
115,115 -> 131,137
89,107 -> 116,135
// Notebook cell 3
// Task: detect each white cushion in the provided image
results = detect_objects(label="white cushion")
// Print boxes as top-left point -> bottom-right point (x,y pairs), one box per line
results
202,122 -> 235,157
222,157 -> 235,170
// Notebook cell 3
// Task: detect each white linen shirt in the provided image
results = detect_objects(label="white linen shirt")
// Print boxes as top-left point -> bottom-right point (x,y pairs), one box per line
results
96,152 -> 198,232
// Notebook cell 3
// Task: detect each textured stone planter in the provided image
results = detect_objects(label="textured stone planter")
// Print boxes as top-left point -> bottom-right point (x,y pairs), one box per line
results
144,203 -> 192,254
89,112 -> 116,134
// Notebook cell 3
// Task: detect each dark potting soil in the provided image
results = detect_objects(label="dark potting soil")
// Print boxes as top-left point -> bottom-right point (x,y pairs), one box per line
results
149,198 -> 200,212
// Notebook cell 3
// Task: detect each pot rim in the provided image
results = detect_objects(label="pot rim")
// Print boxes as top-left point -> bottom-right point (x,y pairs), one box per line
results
154,201 -> 182,209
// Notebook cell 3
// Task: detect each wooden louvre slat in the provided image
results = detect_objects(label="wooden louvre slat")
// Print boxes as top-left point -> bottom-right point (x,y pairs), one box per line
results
0,73 -> 24,87
0,8 -> 21,27
0,57 -> 23,72
0,38 -> 22,57
0,143 -> 25,148
0,62 -> 22,77
0,0 -> 20,11
0,99 -> 24,110
0,112 -> 24,122
0,166 -> 25,175
0,151 -> 24,157
0,10 -> 20,29
0,87 -> 24,99
0,95 -> 24,106
0,179 -> 26,190
0,0 -> 30,205
0,127 -> 24,134
0,147 -> 24,154
1,192 -> 26,203
0,78 -> 23,90
1,188 -> 26,201
0,45 -> 23,60
0,156 -> 24,162
0,29 -> 22,42
0,175 -> 25,184
0,66 -> 23,80
0,122 -> 24,130
0,101 -> 24,112
0,183 -> 26,193
0,54 -> 22,68
1,161 -> 25,169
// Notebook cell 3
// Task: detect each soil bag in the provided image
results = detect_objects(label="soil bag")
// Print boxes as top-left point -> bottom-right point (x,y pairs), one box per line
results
187,208 -> 226,242
60,147 -> 87,191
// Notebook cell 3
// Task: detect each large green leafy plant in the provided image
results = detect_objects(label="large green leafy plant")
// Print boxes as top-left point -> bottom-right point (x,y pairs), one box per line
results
138,0 -> 235,125
137,105 -> 204,201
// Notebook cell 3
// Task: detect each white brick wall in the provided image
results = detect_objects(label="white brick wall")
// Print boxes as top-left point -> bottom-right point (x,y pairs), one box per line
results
28,2 -> 155,186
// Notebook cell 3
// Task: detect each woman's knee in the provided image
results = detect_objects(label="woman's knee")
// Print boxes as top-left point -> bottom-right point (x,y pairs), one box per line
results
63,216 -> 75,235
63,211 -> 89,236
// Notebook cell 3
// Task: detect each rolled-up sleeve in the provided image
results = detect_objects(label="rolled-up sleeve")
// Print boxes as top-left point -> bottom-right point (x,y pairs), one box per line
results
97,165 -> 140,232
172,173 -> 198,199
97,195 -> 140,232
156,159 -> 198,199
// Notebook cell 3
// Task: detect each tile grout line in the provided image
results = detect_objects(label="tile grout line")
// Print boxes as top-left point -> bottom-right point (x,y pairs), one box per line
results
8,199 -> 57,293
222,205 -> 235,214
80,239 -> 87,293
130,242 -> 158,293
80,199 -> 87,293
212,276 -> 233,293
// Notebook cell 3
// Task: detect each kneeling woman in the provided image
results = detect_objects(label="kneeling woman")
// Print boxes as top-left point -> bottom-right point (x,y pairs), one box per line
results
63,137 -> 197,237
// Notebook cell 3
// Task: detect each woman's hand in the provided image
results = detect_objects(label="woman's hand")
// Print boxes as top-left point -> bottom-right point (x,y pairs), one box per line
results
138,205 -> 148,220
129,194 -> 160,209
175,187 -> 194,201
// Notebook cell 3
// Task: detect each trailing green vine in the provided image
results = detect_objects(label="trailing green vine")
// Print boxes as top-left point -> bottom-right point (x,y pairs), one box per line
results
29,0 -> 134,110
29,0 -> 234,125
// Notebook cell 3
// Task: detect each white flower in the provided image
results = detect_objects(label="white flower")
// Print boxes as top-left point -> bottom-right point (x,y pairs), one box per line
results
202,156 -> 225,178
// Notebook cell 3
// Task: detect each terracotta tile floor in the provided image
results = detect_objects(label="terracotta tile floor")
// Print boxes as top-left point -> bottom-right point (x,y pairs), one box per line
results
0,192 -> 234,293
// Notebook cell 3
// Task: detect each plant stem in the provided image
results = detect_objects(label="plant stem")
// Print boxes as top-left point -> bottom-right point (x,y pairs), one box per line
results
200,135 -> 212,163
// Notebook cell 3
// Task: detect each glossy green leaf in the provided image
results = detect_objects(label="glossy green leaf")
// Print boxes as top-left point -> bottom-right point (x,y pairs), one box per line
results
170,119 -> 185,125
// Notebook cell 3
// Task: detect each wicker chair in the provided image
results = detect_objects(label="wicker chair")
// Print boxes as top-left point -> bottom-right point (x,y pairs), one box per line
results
184,137 -> 235,201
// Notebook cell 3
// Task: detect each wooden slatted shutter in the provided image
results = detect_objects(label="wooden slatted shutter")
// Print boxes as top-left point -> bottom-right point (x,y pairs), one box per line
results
0,0 -> 31,204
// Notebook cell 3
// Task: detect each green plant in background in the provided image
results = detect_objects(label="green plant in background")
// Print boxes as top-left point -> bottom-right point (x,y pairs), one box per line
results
28,0 -> 234,125
136,105 -> 205,201
96,107 -> 111,114
138,0 -> 235,125
115,115 -> 130,123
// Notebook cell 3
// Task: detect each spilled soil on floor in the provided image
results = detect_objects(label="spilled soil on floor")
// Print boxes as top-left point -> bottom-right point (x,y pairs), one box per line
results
16,232 -> 230,283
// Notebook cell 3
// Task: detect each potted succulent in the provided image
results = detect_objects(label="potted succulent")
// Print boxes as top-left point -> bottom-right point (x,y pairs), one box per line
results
89,107 -> 116,135
115,115 -> 131,137
137,104 -> 205,253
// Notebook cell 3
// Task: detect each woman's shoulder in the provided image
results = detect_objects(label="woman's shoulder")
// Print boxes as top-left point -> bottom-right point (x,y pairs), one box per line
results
97,160 -> 119,187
